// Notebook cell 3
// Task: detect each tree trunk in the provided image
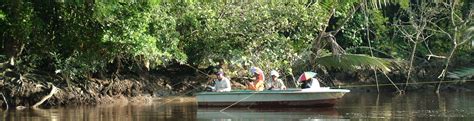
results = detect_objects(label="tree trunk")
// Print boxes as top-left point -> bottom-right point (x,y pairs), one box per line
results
435,45 -> 457,93
363,1 -> 380,93
405,42 -> 417,90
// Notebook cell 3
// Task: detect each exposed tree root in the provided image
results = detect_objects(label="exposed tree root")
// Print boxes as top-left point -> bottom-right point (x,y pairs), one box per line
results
31,85 -> 59,109
15,84 -> 59,110
1,93 -> 8,110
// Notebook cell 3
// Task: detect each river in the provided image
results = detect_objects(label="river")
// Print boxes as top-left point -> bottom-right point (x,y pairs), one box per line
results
1,92 -> 473,120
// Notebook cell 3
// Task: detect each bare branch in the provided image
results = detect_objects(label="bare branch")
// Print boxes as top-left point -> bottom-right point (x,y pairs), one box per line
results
427,21 -> 453,40
422,33 -> 435,42
394,23 -> 416,43
427,54 -> 447,60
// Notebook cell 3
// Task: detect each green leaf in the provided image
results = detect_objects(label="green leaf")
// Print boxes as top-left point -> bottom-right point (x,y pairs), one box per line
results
0,10 -> 5,20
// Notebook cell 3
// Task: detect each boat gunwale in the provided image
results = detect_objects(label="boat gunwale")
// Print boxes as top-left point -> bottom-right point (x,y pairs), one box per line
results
197,88 -> 350,95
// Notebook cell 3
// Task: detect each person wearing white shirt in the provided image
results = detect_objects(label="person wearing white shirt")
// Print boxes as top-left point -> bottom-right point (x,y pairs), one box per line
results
212,71 -> 231,92
266,70 -> 287,90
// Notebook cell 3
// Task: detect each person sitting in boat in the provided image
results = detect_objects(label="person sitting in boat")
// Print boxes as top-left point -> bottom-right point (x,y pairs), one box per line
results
246,66 -> 265,91
300,78 -> 321,89
266,70 -> 287,90
210,71 -> 231,92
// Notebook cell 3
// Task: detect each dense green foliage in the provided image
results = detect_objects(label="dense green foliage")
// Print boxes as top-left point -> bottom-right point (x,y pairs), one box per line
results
1,1 -> 473,90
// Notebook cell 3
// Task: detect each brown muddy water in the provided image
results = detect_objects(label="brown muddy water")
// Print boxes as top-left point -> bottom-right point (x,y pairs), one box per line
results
1,92 -> 473,121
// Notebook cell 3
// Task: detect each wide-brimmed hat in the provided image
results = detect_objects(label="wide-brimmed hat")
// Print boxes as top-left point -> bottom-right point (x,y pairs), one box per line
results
270,70 -> 279,77
250,67 -> 263,74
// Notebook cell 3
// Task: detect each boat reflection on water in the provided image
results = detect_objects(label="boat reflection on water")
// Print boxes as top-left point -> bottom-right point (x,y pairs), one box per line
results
197,107 -> 346,121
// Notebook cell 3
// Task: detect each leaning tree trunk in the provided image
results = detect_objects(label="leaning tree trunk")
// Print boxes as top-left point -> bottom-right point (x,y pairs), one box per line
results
435,45 -> 457,93
405,42 -> 418,90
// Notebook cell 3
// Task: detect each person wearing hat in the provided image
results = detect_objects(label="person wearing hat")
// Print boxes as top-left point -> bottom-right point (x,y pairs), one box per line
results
246,67 -> 265,91
210,71 -> 231,92
266,70 -> 287,90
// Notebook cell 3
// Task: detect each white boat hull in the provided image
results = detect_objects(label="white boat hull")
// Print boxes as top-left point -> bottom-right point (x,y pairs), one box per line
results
197,88 -> 350,107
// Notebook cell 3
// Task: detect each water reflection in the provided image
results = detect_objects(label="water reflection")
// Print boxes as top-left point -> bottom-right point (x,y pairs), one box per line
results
198,107 -> 342,121
1,97 -> 198,121
337,92 -> 474,120
1,92 -> 474,120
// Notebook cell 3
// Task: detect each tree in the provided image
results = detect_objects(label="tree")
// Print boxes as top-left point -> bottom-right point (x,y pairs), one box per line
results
432,1 -> 473,93
394,2 -> 437,90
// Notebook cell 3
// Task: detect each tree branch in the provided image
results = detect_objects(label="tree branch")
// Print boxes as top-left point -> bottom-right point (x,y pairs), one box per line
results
395,23 -> 416,43
427,21 -> 453,40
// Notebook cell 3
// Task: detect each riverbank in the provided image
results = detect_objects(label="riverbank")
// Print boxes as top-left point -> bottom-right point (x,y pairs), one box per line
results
1,65 -> 473,109
0,65 -> 209,109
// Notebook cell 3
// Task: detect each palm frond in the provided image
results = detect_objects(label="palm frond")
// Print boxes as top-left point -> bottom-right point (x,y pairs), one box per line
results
316,54 -> 396,72
447,67 -> 474,79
